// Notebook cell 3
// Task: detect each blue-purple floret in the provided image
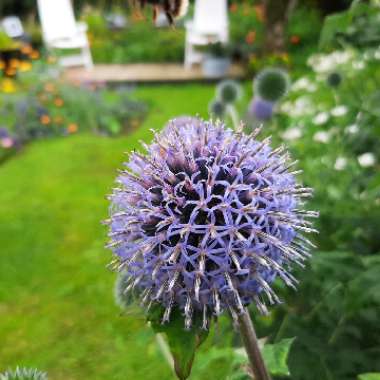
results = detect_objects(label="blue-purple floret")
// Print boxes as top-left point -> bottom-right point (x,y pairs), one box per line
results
106,117 -> 317,328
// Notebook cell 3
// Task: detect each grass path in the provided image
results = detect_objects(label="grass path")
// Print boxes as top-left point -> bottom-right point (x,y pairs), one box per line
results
0,84 -> 215,379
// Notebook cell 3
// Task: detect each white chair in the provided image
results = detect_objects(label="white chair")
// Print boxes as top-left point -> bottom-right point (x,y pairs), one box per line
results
37,0 -> 93,69
184,0 -> 229,68
1,16 -> 24,39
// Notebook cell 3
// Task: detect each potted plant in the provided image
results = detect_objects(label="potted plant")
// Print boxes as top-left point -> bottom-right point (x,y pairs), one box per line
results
199,42 -> 232,78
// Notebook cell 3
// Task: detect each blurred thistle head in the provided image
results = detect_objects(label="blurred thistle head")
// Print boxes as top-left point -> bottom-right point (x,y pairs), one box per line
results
248,97 -> 275,121
0,127 -> 10,139
254,68 -> 290,102
0,367 -> 48,380
327,72 -> 342,88
106,117 -> 317,329
216,80 -> 242,104
132,0 -> 189,24
208,99 -> 226,119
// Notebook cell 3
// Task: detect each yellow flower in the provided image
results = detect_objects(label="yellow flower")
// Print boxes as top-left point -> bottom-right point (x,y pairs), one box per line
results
30,50 -> 40,60
21,44 -> 33,55
19,61 -> 32,72
1,79 -> 17,93
9,59 -> 20,69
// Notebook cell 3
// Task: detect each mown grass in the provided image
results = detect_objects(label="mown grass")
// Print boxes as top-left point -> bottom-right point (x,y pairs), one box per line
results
0,83 -> 215,379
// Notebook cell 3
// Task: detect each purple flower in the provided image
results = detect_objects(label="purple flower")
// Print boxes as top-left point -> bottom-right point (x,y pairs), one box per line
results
248,97 -> 275,121
106,117 -> 317,328
0,127 -> 10,139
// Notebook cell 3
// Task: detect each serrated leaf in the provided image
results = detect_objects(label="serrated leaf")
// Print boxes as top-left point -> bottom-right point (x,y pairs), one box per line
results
358,374 -> 380,380
147,306 -> 209,380
262,338 -> 295,377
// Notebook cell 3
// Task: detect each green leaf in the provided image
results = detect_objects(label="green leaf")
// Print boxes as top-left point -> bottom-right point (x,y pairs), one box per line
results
358,374 -> 380,380
262,338 -> 295,377
147,305 -> 209,380
319,11 -> 352,49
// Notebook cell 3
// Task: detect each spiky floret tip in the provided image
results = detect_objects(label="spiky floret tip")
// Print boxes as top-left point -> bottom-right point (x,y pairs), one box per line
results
106,117 -> 317,328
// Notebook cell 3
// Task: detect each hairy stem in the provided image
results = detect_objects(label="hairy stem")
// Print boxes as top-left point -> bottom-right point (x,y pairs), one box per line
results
237,308 -> 272,380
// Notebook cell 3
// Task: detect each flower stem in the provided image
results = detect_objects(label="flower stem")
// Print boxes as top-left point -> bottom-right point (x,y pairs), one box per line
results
237,308 -> 272,380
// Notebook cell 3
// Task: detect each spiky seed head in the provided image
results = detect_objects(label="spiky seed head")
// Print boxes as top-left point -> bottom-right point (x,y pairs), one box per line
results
0,367 -> 48,380
327,72 -> 342,88
248,97 -> 275,120
216,80 -> 242,104
208,99 -> 226,119
106,117 -> 317,328
254,68 -> 290,102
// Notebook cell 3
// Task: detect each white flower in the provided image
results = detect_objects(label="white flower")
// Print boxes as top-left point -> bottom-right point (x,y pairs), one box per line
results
345,124 -> 359,134
358,152 -> 376,168
375,49 -> 380,60
282,127 -> 302,141
292,77 -> 313,91
313,131 -> 330,143
281,97 -> 315,117
313,112 -> 329,125
280,101 -> 293,114
307,83 -> 317,92
308,51 -> 354,73
333,50 -> 353,64
331,105 -> 348,117
334,156 -> 347,171
353,60 -> 365,70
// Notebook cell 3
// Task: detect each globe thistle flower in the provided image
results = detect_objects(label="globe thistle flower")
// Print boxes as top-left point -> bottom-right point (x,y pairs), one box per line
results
0,127 -> 10,139
114,271 -> 139,310
106,117 -> 317,329
248,97 -> 275,121
327,72 -> 342,88
254,68 -> 290,102
208,99 -> 226,119
0,367 -> 47,380
216,80 -> 242,104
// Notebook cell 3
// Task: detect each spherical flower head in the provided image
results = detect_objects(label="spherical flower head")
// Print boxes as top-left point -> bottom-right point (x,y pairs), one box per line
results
327,72 -> 342,88
216,80 -> 242,104
254,68 -> 290,102
208,99 -> 226,119
0,127 -> 10,139
248,97 -> 274,121
106,117 -> 317,329
114,271 -> 139,310
0,367 -> 48,380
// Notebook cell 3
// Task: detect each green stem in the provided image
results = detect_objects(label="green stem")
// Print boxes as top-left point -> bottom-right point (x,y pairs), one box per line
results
237,308 -> 272,380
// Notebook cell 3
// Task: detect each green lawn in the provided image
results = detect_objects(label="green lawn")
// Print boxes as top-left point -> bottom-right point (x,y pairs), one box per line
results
0,84 -> 215,379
